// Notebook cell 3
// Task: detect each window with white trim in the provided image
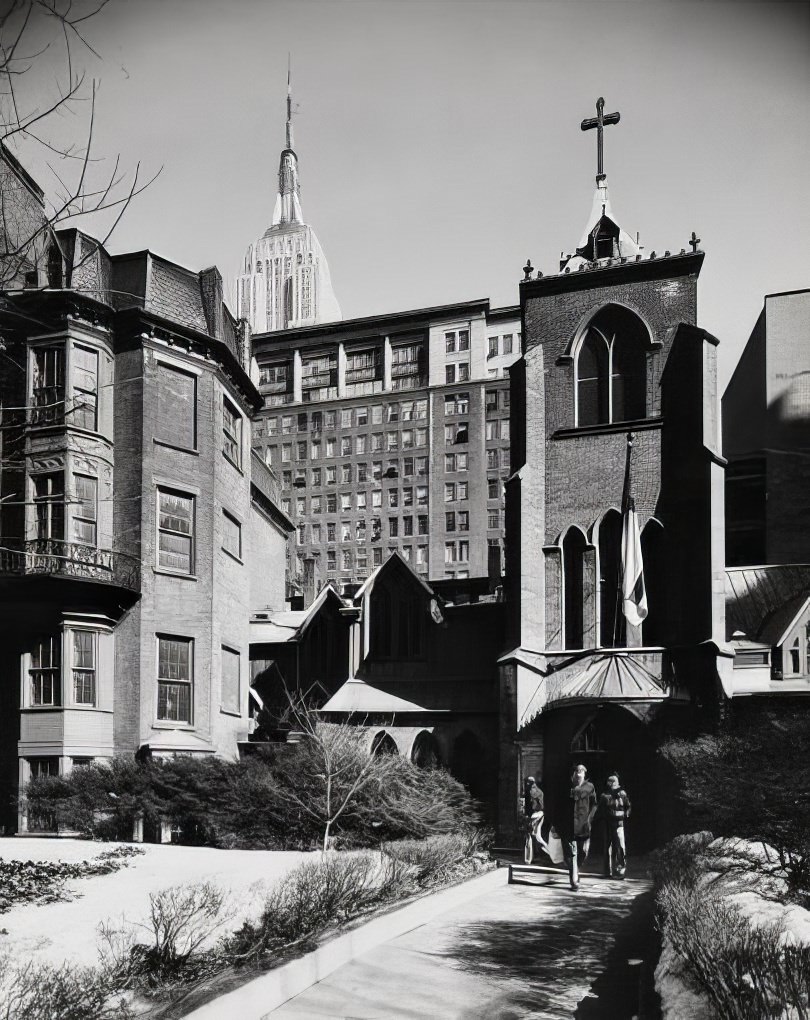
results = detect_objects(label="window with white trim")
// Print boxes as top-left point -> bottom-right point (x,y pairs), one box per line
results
221,646 -> 240,715
223,397 -> 243,467
222,510 -> 242,558
72,474 -> 97,546
30,635 -> 60,706
72,630 -> 96,706
157,635 -> 193,723
157,489 -> 195,573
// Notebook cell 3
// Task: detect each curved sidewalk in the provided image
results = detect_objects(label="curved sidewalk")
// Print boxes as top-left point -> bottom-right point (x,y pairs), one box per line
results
267,865 -> 655,1020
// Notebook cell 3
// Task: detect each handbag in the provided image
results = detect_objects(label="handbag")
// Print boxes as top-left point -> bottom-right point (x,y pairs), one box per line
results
546,827 -> 564,865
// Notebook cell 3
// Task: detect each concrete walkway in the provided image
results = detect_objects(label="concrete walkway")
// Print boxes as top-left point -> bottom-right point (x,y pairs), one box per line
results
267,864 -> 657,1020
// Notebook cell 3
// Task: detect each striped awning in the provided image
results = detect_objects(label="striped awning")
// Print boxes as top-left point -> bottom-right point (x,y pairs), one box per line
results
520,651 -> 668,729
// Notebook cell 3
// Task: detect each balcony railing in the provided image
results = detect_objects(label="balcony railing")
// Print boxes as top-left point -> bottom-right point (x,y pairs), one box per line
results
0,538 -> 140,591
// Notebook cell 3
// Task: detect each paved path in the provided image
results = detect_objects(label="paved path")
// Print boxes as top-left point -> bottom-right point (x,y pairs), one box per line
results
268,865 -> 657,1020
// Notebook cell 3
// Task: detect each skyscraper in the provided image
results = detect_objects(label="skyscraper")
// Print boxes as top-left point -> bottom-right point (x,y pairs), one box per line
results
236,69 -> 341,333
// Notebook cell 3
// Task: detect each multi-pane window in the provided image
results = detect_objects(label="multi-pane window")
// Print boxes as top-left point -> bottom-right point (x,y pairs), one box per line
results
445,542 -> 457,564
488,510 -> 500,529
402,430 -> 413,449
503,334 -> 514,354
326,465 -> 337,484
341,493 -> 351,511
157,489 -> 194,573
445,365 -> 455,384
415,427 -> 427,446
222,510 -> 242,558
486,420 -> 500,441
459,540 -> 469,560
312,495 -> 323,514
403,516 -> 413,536
486,390 -> 498,413
296,496 -> 306,516
326,437 -> 336,457
267,417 -> 279,436
281,415 -> 294,434
444,483 -> 455,502
446,512 -> 456,532
221,647 -> 240,715
488,478 -> 500,499
387,433 -> 398,451
72,474 -> 97,546
372,490 -> 382,508
416,546 -> 427,565
357,463 -> 368,482
372,462 -> 383,480
341,437 -> 351,456
327,522 -> 336,542
72,346 -> 98,430
311,411 -> 322,432
327,550 -> 337,571
311,441 -> 321,460
458,511 -> 469,530
371,433 -> 383,452
416,457 -> 428,476
281,444 -> 292,463
327,494 -> 337,513
341,409 -> 353,428
312,468 -> 322,486
312,523 -> 322,543
356,435 -> 367,455
402,457 -> 414,478
373,547 -> 383,566
30,635 -> 60,706
458,482 -> 469,500
372,405 -> 383,425
458,363 -> 470,382
32,346 -> 65,425
34,472 -> 65,541
342,549 -> 352,570
341,522 -> 351,542
356,407 -> 369,426
297,440 -> 307,459
403,487 -> 413,507
418,515 -> 428,535
502,420 -> 511,440
389,518 -> 399,537
445,333 -> 456,354
486,450 -> 498,469
157,636 -> 192,723
356,520 -> 366,541
357,492 -> 367,511
388,489 -> 399,508
297,412 -> 307,432
72,630 -> 95,706
416,486 -> 428,505
156,363 -> 196,449
488,336 -> 498,358
326,410 -> 337,429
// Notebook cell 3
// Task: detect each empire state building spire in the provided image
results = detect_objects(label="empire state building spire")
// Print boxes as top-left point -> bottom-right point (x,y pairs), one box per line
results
236,65 -> 341,333
272,61 -> 303,227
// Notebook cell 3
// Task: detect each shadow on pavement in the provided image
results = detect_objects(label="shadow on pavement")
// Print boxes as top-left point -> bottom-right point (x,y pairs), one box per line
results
445,887 -> 646,1019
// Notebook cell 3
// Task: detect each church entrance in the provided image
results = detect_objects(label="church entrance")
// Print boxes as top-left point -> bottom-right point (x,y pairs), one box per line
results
541,704 -> 660,853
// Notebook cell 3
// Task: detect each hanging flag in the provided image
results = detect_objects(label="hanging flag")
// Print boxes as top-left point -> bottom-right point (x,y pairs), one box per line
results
621,495 -> 648,627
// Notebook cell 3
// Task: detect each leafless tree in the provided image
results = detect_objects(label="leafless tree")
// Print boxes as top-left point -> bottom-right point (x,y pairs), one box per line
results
0,0 -> 158,290
274,684 -> 394,853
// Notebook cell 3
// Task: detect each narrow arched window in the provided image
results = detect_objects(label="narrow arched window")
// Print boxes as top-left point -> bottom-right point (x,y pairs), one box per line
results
575,306 -> 649,427
598,510 -> 624,647
563,528 -> 587,650
641,519 -> 666,646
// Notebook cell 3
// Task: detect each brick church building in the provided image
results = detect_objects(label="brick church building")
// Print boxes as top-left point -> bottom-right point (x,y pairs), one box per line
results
498,101 -> 729,846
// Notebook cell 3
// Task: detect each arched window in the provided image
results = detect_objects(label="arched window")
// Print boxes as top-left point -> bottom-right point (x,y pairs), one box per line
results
371,731 -> 398,756
575,306 -> 649,427
563,527 -> 587,650
598,510 -> 624,647
411,730 -> 441,768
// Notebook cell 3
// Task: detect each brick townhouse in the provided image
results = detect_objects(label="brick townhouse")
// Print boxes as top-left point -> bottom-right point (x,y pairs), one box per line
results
0,146 -> 292,833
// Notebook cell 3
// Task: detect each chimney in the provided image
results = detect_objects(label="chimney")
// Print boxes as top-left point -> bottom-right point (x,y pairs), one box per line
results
303,556 -> 317,608
487,542 -> 502,593
199,266 -> 224,341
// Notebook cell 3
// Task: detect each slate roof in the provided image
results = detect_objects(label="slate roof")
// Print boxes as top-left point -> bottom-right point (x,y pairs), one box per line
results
726,565 -> 810,643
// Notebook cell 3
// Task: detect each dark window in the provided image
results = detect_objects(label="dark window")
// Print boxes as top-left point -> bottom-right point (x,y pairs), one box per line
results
72,346 -> 98,430
32,347 -> 65,425
576,306 -> 649,426
30,635 -> 60,706
34,472 -> 64,541
563,528 -> 587,650
598,510 -> 624,647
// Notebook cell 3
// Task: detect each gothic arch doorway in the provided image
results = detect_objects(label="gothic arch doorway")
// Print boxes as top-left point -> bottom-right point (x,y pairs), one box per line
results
545,704 -> 660,851
450,730 -> 487,801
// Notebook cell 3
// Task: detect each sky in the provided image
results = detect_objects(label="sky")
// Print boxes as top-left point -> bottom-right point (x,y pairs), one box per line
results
13,0 -> 810,390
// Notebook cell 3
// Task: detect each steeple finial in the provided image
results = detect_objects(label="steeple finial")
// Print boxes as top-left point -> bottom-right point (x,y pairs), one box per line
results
286,54 -> 294,152
581,97 -> 620,184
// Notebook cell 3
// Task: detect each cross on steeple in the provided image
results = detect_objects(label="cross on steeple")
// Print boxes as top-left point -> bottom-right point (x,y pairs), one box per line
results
689,231 -> 701,253
581,97 -> 620,183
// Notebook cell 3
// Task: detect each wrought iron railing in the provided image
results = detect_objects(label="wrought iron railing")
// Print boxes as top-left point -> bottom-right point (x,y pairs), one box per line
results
0,538 -> 141,591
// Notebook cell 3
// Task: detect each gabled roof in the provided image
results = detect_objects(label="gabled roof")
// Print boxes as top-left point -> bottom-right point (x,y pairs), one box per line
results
353,551 -> 438,604
726,565 -> 810,643
250,583 -> 344,644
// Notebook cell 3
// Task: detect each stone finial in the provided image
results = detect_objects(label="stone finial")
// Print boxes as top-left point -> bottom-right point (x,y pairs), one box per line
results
523,259 -> 534,281
689,231 -> 701,253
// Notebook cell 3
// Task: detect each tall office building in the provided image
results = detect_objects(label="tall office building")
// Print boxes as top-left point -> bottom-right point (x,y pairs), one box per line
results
251,299 -> 521,593
236,72 -> 341,334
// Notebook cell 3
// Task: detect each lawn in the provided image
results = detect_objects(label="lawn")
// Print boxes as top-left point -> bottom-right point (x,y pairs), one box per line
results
0,838 -> 310,970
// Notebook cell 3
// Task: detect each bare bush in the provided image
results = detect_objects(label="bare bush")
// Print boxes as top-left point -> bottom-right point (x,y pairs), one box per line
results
0,950 -> 132,1020
655,851 -> 810,1019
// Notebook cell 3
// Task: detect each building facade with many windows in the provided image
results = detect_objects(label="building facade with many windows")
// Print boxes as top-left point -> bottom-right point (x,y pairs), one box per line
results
251,299 -> 521,592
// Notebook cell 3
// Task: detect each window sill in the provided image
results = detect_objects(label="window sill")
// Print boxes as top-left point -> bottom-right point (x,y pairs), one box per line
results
153,567 -> 198,581
153,439 -> 199,456
551,416 -> 662,440
223,453 -> 244,475
152,721 -> 195,731
219,707 -> 242,718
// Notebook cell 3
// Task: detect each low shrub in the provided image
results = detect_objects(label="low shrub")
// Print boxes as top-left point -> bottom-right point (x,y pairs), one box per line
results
656,878 -> 810,1019
25,746 -> 482,852
382,829 -> 489,888
0,847 -> 144,913
0,952 -> 133,1020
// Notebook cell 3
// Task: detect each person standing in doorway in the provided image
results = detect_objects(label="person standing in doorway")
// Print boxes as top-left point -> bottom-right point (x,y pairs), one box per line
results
598,772 -> 632,877
557,763 -> 597,891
